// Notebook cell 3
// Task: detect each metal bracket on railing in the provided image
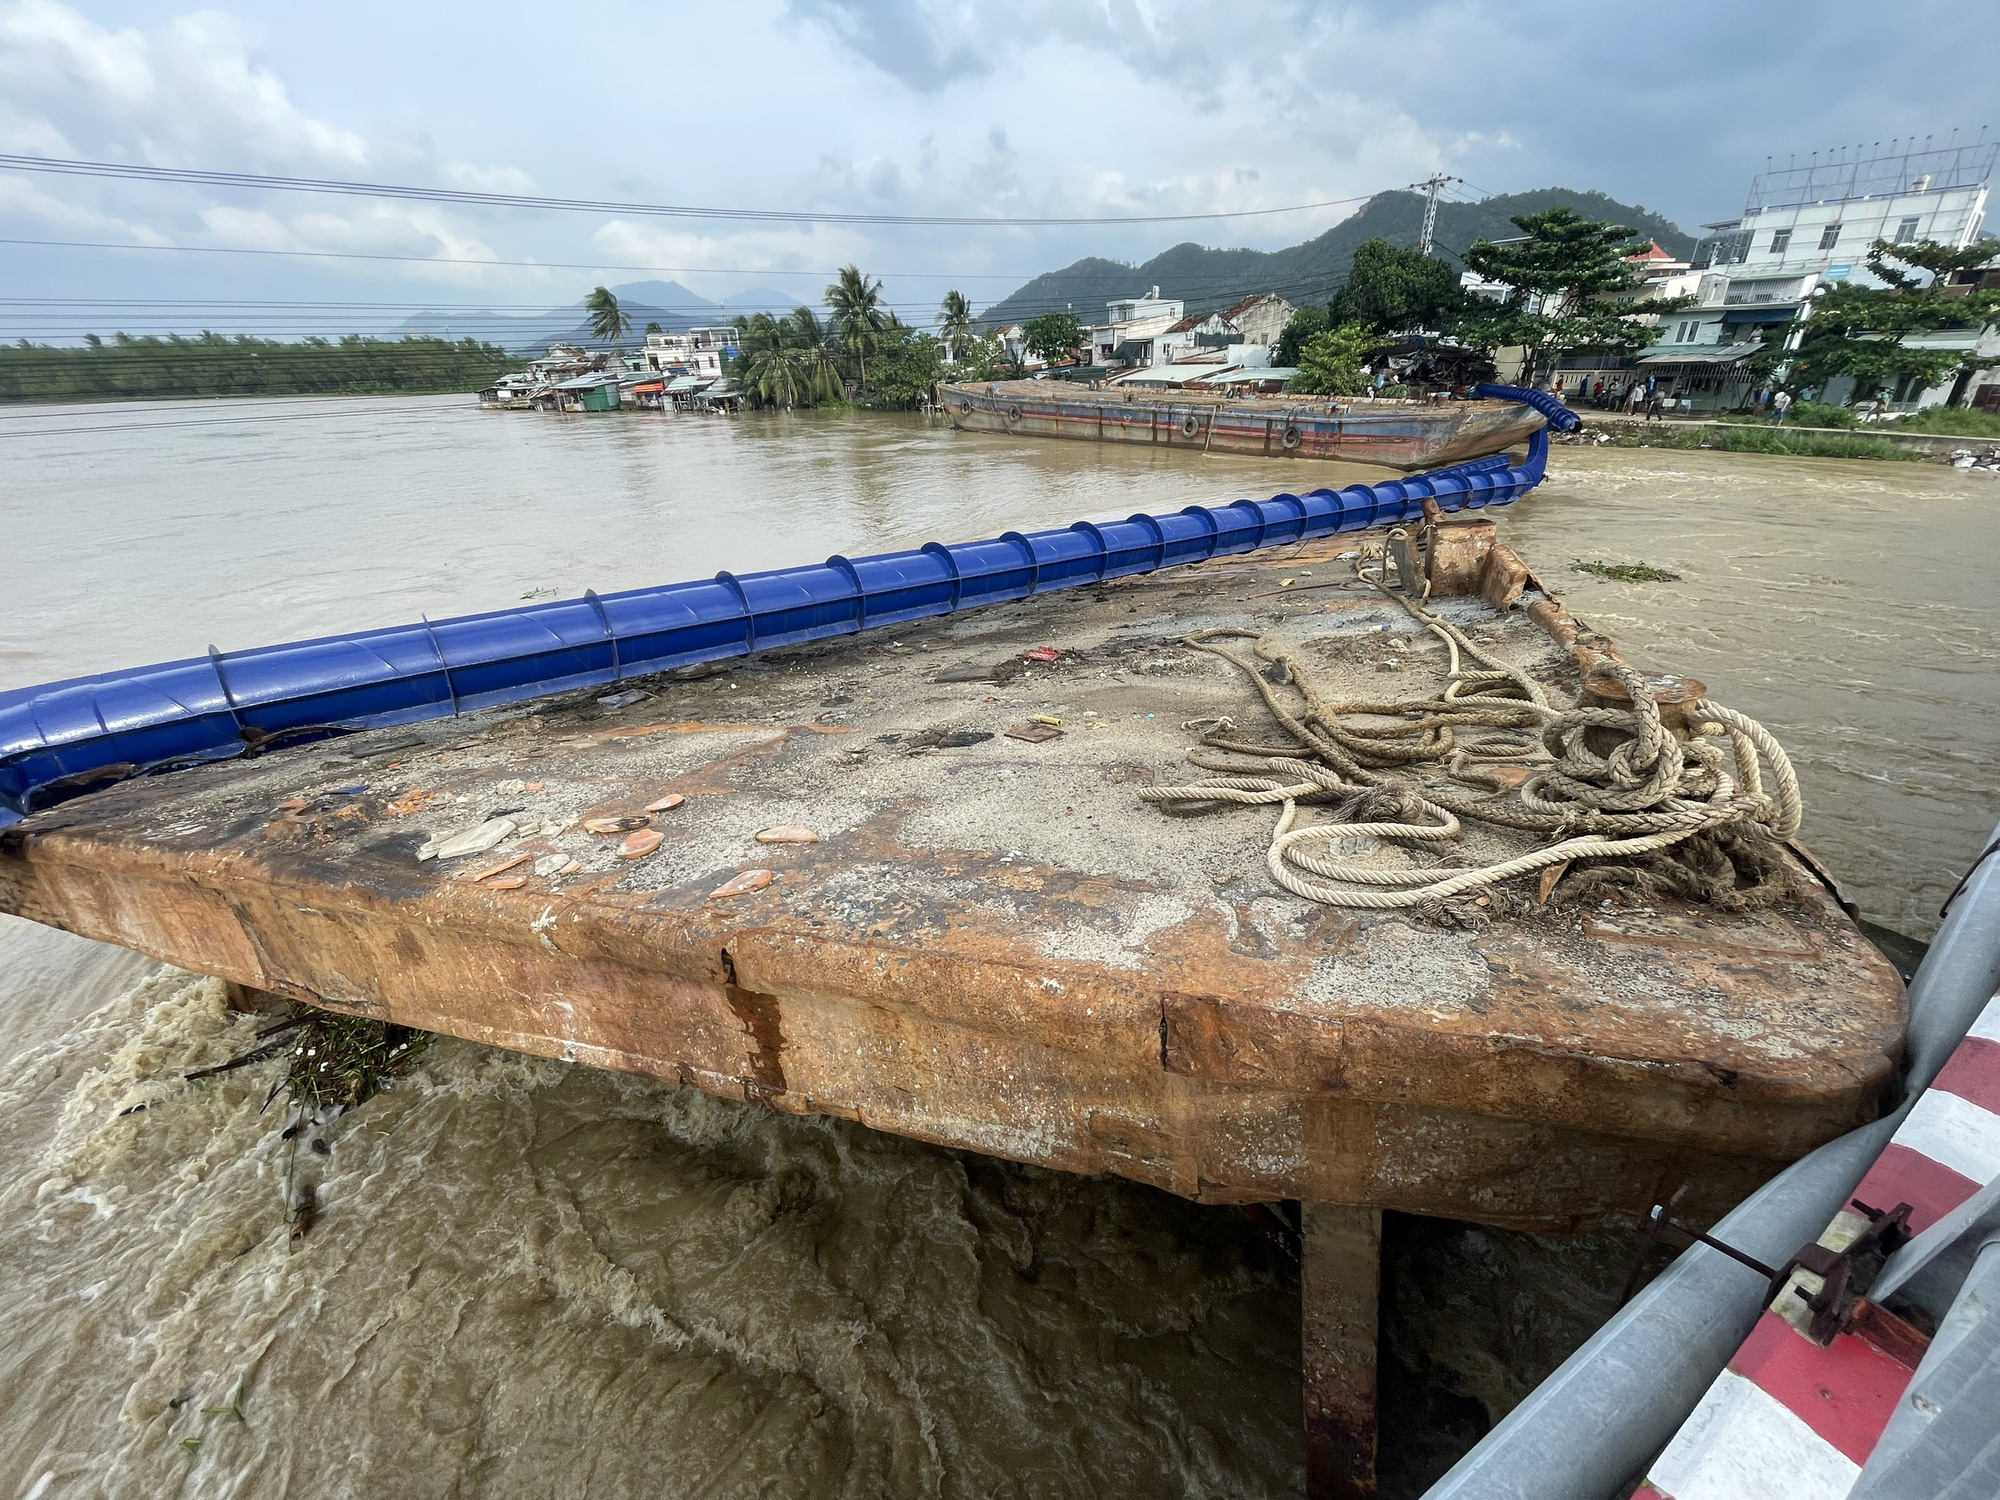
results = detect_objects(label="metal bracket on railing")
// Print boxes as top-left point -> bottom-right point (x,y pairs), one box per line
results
1622,1184 -> 1921,1349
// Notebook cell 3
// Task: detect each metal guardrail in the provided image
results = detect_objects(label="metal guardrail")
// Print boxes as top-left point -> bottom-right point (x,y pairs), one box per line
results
1423,819 -> 2000,1500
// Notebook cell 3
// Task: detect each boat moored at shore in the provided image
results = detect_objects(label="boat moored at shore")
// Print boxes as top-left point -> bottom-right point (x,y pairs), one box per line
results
945,378 -> 1552,469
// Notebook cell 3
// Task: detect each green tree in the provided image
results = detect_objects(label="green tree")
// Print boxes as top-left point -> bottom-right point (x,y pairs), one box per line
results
1021,312 -> 1086,366
950,331 -> 1017,382
1762,240 -> 2000,403
729,309 -> 844,410
1275,304 -> 1330,366
0,334 -> 516,402
1288,325 -> 1388,396
585,286 -> 630,347
860,324 -> 944,409
937,290 -> 978,361
826,265 -> 887,391
1456,207 -> 1661,387
1330,239 -> 1467,333
644,321 -> 663,336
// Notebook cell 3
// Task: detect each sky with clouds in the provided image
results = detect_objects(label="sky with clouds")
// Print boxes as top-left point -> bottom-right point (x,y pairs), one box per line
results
2,0 -> 1995,334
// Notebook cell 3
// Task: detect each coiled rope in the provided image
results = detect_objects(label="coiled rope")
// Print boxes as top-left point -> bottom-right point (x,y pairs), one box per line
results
1141,586 -> 1802,915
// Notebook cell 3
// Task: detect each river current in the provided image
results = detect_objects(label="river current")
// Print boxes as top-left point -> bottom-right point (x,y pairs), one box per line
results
2,395 -> 1995,1497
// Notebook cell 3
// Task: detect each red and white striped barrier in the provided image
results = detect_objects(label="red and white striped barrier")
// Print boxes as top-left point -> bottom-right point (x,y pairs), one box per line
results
1638,991 -> 2000,1500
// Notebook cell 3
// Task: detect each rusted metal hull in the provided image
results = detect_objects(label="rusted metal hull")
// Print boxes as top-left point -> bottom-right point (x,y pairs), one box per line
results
1303,1205 -> 1383,1498
944,380 -> 1547,470
0,532 -> 1904,1234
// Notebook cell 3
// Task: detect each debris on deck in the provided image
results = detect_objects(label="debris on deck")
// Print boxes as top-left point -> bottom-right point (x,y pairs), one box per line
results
0,528 -> 1904,1234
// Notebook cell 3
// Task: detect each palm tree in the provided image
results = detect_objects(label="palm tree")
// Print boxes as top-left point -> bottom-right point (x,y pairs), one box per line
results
585,286 -> 629,347
938,290 -> 977,362
731,308 -> 844,410
825,265 -> 887,391
784,308 -> 844,405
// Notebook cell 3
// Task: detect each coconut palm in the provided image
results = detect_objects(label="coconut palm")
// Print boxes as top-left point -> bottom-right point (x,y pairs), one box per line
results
784,308 -> 844,403
585,286 -> 629,347
825,265 -> 887,391
732,308 -> 844,410
937,290 -> 978,361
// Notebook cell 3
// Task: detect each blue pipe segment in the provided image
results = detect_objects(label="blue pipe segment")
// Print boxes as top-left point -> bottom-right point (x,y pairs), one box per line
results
1,400 -> 1558,823
1473,381 -> 1584,432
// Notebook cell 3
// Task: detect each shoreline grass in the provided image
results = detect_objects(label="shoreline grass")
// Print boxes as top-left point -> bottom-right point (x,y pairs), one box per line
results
1593,424 -> 1928,462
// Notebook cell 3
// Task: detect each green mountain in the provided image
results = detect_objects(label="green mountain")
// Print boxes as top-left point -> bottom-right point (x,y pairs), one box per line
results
978,187 -> 1695,327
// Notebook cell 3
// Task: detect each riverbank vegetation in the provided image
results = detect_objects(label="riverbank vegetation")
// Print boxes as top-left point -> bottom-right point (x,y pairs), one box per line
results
0,333 -> 517,402
1601,423 -> 1926,461
1273,214 -> 1679,396
725,263 -> 954,412
1714,401 -> 2000,440
1893,405 -> 2000,437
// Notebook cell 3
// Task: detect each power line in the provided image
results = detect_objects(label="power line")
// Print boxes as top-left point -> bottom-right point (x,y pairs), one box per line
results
0,154 -> 1379,227
0,235 -> 1056,281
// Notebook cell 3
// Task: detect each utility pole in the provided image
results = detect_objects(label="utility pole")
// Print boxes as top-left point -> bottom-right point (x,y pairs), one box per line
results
1409,173 -> 1463,257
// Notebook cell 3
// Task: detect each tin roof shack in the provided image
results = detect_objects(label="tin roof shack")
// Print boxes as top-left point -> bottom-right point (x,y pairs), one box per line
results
478,371 -> 541,409
1200,365 -> 1300,394
620,375 -> 667,410
540,372 -> 622,413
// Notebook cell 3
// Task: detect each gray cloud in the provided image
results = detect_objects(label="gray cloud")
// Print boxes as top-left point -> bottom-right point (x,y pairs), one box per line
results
785,0 -> 993,91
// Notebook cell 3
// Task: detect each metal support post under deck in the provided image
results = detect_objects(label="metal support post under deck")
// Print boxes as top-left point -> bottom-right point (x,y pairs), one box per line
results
1302,1204 -> 1381,1499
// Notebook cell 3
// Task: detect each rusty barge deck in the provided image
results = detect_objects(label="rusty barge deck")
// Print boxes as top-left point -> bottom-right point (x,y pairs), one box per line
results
0,526 -> 1903,1237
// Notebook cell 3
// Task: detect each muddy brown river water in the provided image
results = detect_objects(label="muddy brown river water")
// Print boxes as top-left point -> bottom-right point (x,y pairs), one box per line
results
2,399 -> 1995,1497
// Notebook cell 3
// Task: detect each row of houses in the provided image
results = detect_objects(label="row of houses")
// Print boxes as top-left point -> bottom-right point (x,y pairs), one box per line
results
1524,141 -> 2000,414
987,288 -> 1303,392
480,326 -> 745,414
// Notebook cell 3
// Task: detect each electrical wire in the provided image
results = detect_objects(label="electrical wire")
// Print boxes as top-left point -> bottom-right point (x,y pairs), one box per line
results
0,236 -> 1083,281
0,154 -> 1379,228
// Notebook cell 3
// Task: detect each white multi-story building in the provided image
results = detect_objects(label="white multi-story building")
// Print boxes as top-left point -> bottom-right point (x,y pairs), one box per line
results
1694,143 -> 1990,285
1103,286 -> 1184,325
641,325 -> 740,373
1091,286 -> 1188,367
1628,142 -> 1997,409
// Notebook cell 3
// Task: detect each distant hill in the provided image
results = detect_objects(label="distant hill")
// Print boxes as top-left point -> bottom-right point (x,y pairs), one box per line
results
605,280 -> 722,314
391,280 -> 801,354
978,187 -> 1695,327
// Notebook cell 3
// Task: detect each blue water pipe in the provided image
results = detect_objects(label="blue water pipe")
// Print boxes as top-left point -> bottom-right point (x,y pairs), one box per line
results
0,387 -> 1578,824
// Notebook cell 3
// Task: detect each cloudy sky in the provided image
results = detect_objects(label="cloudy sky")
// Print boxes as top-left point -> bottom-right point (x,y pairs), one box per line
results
2,0 -> 1994,335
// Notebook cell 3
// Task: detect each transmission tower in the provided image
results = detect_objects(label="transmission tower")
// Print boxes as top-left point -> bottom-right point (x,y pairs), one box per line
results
1410,174 -> 1463,256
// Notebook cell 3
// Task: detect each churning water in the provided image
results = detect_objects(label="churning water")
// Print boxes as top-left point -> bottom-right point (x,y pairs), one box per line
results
2,396 -> 1994,1497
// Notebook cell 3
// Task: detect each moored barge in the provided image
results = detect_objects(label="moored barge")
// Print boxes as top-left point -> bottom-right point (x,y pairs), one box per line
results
945,377 -> 1549,469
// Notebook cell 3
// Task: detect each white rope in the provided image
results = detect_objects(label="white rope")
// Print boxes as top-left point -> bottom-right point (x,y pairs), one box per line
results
1142,583 -> 1806,911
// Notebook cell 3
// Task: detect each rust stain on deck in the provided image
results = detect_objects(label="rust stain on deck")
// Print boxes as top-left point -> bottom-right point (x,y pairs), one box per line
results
0,533 -> 1906,1232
